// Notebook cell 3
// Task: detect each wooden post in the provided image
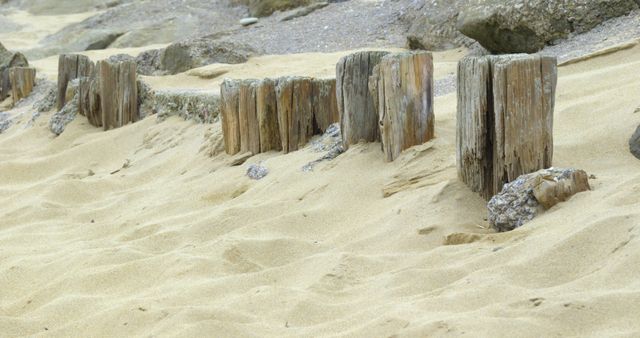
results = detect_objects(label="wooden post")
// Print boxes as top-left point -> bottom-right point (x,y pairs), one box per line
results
312,78 -> 339,133
336,51 -> 390,149
220,79 -> 242,155
9,67 -> 36,106
457,54 -> 557,200
1,52 -> 29,100
238,79 -> 260,154
97,59 -> 138,131
256,79 -> 281,153
57,54 -> 93,110
276,77 -> 314,154
370,52 -> 435,162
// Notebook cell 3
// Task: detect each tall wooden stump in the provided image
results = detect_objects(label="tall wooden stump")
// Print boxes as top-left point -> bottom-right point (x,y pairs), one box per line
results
370,52 -> 435,162
238,80 -> 260,154
9,67 -> 36,106
457,54 -> 557,200
96,60 -> 138,130
57,54 -> 93,110
220,79 -> 242,155
336,51 -> 390,149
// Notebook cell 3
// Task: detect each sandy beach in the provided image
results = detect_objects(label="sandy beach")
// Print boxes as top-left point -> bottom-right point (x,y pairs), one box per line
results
1,2 -> 640,337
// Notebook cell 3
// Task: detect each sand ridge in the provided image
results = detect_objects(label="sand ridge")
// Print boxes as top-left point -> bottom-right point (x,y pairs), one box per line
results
0,38 -> 639,337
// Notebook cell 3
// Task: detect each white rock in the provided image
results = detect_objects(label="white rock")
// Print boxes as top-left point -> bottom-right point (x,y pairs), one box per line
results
239,18 -> 258,26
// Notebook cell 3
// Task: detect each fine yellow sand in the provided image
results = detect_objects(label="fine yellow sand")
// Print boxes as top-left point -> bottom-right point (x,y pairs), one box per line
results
1,11 -> 640,338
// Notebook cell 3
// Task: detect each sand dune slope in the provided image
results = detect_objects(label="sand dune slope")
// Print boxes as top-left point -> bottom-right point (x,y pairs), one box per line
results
0,44 -> 639,337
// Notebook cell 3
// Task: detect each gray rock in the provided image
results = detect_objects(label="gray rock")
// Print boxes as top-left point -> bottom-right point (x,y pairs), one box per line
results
0,112 -> 12,133
136,37 -> 257,75
49,80 -> 80,136
2,0 -> 132,15
458,0 -> 640,53
302,123 -> 344,172
488,168 -> 591,232
240,17 -> 259,26
247,163 -> 269,180
141,88 -> 220,123
28,0 -> 246,59
402,0 -> 475,51
281,2 -> 328,22
630,124 -> 640,160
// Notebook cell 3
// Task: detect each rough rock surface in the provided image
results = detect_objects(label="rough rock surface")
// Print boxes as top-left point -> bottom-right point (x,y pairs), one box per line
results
142,89 -> 220,123
302,123 -> 344,172
232,0 -> 312,17
27,0 -> 246,58
49,80 -> 79,136
247,163 -> 269,180
630,124 -> 640,160
2,0 -> 132,15
0,112 -> 11,133
402,0 -> 474,51
488,168 -> 591,232
458,0 -> 640,53
136,38 -> 256,75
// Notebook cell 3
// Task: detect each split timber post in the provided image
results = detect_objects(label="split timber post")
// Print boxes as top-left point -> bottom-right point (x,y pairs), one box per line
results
220,79 -> 242,155
336,51 -> 390,149
9,67 -> 36,106
456,54 -> 557,200
96,59 -> 138,130
370,51 -> 435,162
57,54 -> 93,110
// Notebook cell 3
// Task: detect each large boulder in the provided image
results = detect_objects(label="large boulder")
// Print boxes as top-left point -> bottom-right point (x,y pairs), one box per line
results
631,125 -> 640,160
136,38 -> 257,75
26,0 -> 245,59
488,168 -> 591,232
232,0 -> 313,17
458,0 -> 640,53
402,0 -> 475,51
1,0 -> 132,14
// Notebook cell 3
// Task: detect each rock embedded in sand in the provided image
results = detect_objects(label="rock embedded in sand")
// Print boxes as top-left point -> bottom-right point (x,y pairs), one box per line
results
370,51 -> 434,162
630,125 -> 640,160
488,168 -> 590,232
246,163 -> 269,180
457,0 -> 640,53
457,54 -> 557,200
49,80 -> 80,136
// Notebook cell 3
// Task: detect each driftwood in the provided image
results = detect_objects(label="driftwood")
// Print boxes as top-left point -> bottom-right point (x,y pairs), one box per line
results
220,77 -> 340,155
370,52 -> 434,162
57,54 -> 93,110
336,51 -> 389,149
96,59 -> 138,130
9,67 -> 36,106
0,52 -> 29,101
457,54 -> 557,200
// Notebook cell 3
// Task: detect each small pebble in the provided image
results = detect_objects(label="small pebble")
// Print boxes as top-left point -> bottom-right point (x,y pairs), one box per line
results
240,17 -> 258,27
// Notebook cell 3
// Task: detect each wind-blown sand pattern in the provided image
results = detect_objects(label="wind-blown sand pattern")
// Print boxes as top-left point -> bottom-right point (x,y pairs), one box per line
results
1,2 -> 640,337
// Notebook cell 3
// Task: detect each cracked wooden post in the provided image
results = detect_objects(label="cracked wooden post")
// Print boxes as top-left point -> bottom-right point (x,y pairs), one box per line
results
256,79 -> 281,153
238,79 -> 260,154
57,54 -> 93,110
9,67 -> 36,106
1,52 -> 29,101
370,51 -> 435,162
336,51 -> 389,149
457,54 -> 557,200
276,76 -> 314,154
96,59 -> 138,131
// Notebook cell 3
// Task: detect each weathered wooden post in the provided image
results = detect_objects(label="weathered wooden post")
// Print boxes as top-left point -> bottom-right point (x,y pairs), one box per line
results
336,51 -> 390,149
276,76 -> 314,154
9,67 -> 36,106
1,52 -> 29,101
96,59 -> 138,130
256,79 -> 281,153
457,54 -> 557,200
370,51 -> 435,162
312,78 -> 339,133
238,79 -> 260,154
220,79 -> 242,155
57,54 -> 93,110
